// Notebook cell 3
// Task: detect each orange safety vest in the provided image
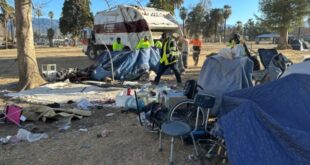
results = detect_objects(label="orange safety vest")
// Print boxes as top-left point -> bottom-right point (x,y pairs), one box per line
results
190,39 -> 202,47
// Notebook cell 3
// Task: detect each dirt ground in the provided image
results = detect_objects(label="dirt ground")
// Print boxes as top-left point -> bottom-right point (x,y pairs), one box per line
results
0,43 -> 309,165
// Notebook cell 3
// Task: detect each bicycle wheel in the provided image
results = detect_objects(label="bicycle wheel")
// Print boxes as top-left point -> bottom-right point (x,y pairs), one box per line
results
168,99 -> 206,128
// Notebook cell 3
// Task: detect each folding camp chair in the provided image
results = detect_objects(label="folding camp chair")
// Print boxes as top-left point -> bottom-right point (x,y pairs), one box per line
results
253,49 -> 293,84
257,48 -> 279,69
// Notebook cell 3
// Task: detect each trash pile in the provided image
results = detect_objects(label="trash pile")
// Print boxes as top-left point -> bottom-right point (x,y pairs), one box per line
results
115,83 -> 186,111
45,48 -> 161,83
0,81 -> 127,145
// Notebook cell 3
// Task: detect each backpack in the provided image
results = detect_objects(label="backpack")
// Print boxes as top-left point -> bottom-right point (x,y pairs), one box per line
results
143,102 -> 168,128
184,80 -> 198,99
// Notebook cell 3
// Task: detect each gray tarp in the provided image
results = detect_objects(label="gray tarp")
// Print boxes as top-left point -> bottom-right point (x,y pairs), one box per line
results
92,48 -> 161,81
197,55 -> 253,115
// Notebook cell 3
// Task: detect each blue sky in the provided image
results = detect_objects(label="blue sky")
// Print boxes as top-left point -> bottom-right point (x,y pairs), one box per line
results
37,0 -> 260,25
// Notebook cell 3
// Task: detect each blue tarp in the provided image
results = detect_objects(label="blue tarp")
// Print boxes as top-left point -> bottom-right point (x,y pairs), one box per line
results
218,74 -> 310,165
92,48 -> 161,80
197,55 -> 253,115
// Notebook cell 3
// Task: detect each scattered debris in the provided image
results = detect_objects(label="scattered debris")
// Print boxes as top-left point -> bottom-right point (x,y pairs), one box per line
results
16,129 -> 48,143
97,128 -> 109,138
3,105 -> 23,126
79,128 -> 88,132
77,99 -> 93,110
105,113 -> 115,117
46,102 -> 61,108
67,100 -> 74,104
23,105 -> 91,122
0,136 -> 12,144
52,117 -> 72,132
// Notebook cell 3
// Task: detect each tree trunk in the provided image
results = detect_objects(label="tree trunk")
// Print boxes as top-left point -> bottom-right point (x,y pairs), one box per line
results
278,28 -> 289,49
224,19 -> 226,42
4,20 -> 7,49
182,20 -> 185,34
10,18 -> 14,44
49,38 -> 53,47
72,36 -> 78,46
214,27 -> 217,42
15,0 -> 46,90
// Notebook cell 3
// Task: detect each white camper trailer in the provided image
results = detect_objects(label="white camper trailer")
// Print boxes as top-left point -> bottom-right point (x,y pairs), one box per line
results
80,5 -> 182,59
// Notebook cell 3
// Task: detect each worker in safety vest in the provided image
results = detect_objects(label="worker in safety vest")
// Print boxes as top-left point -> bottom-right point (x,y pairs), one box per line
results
227,33 -> 241,48
190,35 -> 202,66
155,40 -> 163,49
155,33 -> 166,49
112,37 -> 124,52
154,33 -> 182,85
136,36 -> 152,49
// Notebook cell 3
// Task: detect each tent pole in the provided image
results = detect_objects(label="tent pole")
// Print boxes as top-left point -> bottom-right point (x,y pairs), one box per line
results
102,42 -> 115,84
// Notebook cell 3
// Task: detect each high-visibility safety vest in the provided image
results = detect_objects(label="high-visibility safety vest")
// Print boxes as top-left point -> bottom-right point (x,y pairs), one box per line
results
160,38 -> 179,65
112,41 -> 124,51
190,39 -> 202,47
227,40 -> 235,48
155,40 -> 163,49
136,39 -> 151,49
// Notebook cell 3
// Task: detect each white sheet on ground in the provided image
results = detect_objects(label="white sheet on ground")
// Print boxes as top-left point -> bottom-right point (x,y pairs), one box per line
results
5,82 -> 124,104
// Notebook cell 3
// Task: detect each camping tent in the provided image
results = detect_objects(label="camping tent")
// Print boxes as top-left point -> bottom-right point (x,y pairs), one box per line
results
219,74 -> 310,165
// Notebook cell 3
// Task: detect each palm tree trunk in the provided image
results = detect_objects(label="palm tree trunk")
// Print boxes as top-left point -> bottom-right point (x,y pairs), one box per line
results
10,18 -> 14,44
214,26 -> 217,42
182,19 -> 185,34
224,19 -> 226,42
4,20 -> 7,49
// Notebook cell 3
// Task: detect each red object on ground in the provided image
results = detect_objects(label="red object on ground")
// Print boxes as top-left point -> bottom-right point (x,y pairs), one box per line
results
4,105 -> 22,126
127,87 -> 132,96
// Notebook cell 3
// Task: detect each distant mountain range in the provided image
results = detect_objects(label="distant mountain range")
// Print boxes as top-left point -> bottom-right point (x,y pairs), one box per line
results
32,18 -> 60,36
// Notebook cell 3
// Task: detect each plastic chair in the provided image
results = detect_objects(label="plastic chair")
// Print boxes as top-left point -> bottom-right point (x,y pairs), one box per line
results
159,94 -> 215,165
159,120 -> 192,165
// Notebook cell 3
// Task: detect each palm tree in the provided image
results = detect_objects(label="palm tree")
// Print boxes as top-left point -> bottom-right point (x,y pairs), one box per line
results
223,5 -> 232,42
34,7 -> 42,40
210,8 -> 224,42
0,0 -> 14,49
173,0 -> 184,9
179,6 -> 187,34
48,11 -> 54,28
235,21 -> 243,34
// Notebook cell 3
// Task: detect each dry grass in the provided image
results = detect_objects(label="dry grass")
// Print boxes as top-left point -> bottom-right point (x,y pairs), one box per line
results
0,44 -> 309,165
